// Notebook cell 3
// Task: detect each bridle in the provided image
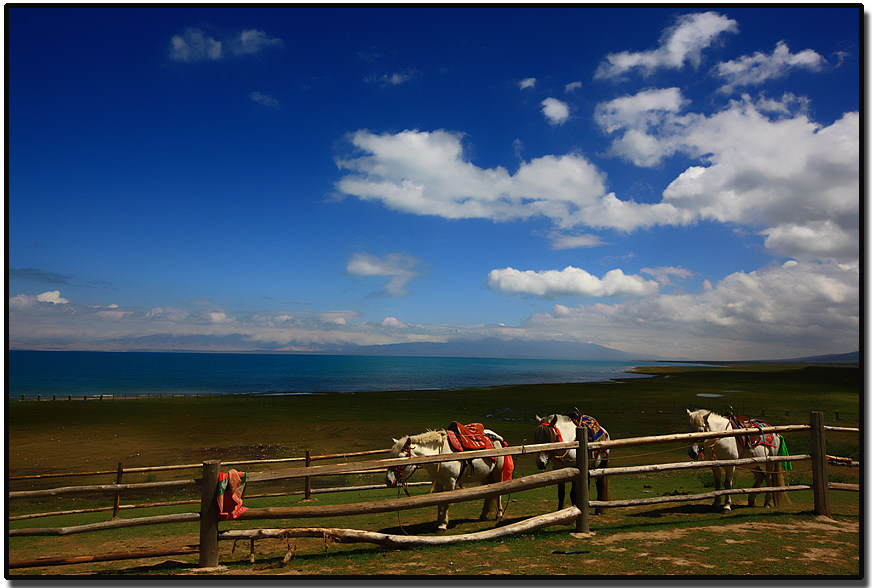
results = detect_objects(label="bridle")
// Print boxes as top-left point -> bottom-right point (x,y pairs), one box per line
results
387,439 -> 416,496
538,419 -> 571,463
692,411 -> 724,459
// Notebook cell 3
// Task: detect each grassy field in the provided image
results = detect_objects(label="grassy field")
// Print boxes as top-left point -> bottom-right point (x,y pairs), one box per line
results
7,362 -> 862,577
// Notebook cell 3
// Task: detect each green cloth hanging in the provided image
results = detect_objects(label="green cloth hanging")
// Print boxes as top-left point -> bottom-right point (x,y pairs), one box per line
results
778,435 -> 792,471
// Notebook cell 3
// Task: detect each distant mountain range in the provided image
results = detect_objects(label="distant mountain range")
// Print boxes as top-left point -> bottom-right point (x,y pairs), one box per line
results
334,337 -> 654,361
773,351 -> 860,364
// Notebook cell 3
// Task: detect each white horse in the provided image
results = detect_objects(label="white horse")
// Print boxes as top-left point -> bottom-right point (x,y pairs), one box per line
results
534,413 -> 610,514
384,428 -> 509,532
686,408 -> 789,513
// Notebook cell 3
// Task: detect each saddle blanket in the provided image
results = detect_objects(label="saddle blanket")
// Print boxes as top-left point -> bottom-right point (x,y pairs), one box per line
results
445,421 -> 514,482
730,416 -> 777,449
446,422 -> 493,451
580,415 -> 606,442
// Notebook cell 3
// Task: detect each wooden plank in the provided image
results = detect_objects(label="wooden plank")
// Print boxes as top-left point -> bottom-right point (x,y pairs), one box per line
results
219,507 -> 582,548
823,426 -> 860,433
590,485 -> 812,508
8,546 -> 199,569
238,468 -> 580,521
8,512 -> 200,537
8,478 -> 198,499
829,482 -> 860,492
588,425 -> 810,451
588,454 -> 810,478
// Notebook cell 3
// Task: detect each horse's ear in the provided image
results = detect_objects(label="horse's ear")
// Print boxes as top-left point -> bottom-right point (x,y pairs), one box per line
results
535,415 -> 543,422
686,408 -> 692,415
392,438 -> 398,444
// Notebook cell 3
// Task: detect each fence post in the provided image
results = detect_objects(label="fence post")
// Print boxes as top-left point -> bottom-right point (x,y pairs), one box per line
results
199,460 -> 221,568
111,462 -> 123,519
809,411 -> 831,517
574,426 -> 590,533
304,450 -> 312,500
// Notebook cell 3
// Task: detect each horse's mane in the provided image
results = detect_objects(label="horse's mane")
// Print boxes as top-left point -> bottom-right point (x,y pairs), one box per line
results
390,429 -> 446,456
688,409 -> 725,428
410,429 -> 446,446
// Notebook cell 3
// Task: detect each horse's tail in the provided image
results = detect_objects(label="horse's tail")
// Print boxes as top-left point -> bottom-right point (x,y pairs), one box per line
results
770,435 -> 791,505
596,453 -> 610,502
769,462 -> 790,506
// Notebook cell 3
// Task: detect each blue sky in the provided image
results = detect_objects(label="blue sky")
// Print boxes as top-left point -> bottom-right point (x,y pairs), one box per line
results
8,6 -> 860,360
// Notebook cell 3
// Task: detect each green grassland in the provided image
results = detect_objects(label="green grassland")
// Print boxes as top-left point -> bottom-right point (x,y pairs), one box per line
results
7,362 -> 861,577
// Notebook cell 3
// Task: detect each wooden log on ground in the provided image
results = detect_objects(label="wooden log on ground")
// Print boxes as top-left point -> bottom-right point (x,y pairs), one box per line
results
238,468 -> 579,521
220,506 -> 582,548
9,512 -> 200,537
588,454 -> 809,478
589,485 -> 812,509
8,545 -> 199,569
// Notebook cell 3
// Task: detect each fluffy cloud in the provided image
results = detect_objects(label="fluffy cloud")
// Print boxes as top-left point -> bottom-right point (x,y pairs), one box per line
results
541,98 -> 570,125
346,252 -> 423,296
487,266 -> 660,299
169,28 -> 281,62
36,291 -> 69,304
335,129 -> 681,230
518,77 -> 537,89
714,40 -> 826,93
565,81 -> 583,93
525,260 -> 859,359
597,90 -> 859,262
595,11 -> 738,78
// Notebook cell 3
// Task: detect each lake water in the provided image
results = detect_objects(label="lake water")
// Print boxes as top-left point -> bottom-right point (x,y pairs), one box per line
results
8,350 -> 659,399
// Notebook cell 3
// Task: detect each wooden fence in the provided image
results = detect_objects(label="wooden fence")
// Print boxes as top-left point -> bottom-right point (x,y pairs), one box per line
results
8,411 -> 859,570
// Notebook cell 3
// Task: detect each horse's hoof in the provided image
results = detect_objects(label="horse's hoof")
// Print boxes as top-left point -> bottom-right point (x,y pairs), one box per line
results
721,507 -> 732,514
436,526 -> 447,534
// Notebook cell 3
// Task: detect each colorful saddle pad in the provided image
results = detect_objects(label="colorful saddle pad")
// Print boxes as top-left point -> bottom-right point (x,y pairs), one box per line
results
446,421 -> 494,452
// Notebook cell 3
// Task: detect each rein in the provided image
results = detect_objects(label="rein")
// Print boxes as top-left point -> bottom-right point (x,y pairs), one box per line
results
538,420 -> 571,463
388,441 -> 414,497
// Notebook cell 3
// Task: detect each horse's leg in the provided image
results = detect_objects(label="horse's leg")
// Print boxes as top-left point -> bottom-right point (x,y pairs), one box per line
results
748,465 -> 765,507
710,466 -> 723,510
593,457 -> 609,515
721,465 -> 735,512
434,475 -> 454,532
478,462 -> 499,521
557,482 -> 566,510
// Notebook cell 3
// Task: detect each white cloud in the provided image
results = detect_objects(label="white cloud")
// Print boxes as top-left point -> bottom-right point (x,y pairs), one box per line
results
541,98 -> 570,125
37,291 -> 69,304
249,91 -> 280,109
525,260 -> 858,359
487,266 -> 660,299
595,11 -> 738,78
596,90 -> 859,262
169,27 -> 281,63
549,232 -> 608,250
346,252 -> 423,296
229,29 -> 283,56
519,77 -> 537,89
641,266 -> 694,286
381,316 -> 406,328
565,81 -> 582,93
714,41 -> 826,93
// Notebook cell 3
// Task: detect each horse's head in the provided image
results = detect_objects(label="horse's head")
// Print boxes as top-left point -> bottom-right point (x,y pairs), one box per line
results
385,436 -> 414,488
384,431 -> 445,488
686,408 -> 715,460
534,414 -> 573,470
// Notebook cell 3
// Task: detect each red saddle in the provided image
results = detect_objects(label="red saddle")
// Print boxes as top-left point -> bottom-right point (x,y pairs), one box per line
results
446,422 -> 494,452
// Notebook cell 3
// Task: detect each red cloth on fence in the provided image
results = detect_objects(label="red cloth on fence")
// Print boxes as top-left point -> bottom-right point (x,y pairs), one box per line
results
217,469 -> 247,521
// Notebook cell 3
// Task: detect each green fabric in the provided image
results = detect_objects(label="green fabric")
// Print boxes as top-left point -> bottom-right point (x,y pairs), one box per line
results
779,435 -> 792,471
